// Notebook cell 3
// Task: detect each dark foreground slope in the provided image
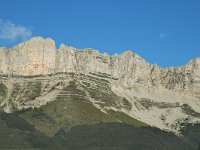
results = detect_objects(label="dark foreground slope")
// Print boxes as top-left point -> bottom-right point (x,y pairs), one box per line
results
54,122 -> 196,150
0,101 -> 200,150
0,112 -> 65,150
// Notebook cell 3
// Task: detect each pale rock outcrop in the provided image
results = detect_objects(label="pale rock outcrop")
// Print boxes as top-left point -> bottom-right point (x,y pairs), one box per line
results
0,47 -> 8,75
8,37 -> 56,76
55,44 -> 77,73
75,48 -> 111,75
111,51 -> 153,88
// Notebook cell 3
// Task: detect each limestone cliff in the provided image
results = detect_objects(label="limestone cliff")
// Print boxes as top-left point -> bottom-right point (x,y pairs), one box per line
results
0,37 -> 199,98
0,37 -> 200,134
2,37 -> 56,76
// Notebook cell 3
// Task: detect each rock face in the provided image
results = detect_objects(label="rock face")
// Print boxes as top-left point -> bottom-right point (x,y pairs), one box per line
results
0,37 -> 200,134
1,37 -> 199,99
2,37 -> 56,76
0,47 -> 8,75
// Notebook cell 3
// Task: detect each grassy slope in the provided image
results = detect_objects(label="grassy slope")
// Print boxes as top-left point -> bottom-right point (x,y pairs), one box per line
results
20,99 -> 117,136
19,79 -> 147,136
1,112 -> 199,150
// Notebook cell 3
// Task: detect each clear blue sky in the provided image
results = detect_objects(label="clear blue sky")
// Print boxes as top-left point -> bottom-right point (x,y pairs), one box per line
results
0,0 -> 200,67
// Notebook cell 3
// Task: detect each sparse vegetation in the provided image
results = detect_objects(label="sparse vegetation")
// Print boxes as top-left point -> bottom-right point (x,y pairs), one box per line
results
0,83 -> 7,96
139,98 -> 180,109
0,83 -> 7,103
107,110 -> 148,127
181,104 -> 200,118
11,82 -> 42,101
121,97 -> 132,110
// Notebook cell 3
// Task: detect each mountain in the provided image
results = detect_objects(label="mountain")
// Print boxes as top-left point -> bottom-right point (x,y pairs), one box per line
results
0,37 -> 200,149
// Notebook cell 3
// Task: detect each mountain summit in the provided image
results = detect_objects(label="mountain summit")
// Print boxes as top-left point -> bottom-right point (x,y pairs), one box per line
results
0,37 -> 200,135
